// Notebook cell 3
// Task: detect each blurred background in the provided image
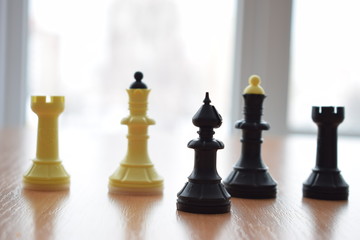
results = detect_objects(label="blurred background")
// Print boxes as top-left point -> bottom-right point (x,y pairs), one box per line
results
1,0 -> 360,136
26,0 -> 235,138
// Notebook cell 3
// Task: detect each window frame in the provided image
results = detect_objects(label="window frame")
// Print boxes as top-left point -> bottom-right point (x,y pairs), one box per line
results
231,0 -> 292,135
0,0 -> 28,128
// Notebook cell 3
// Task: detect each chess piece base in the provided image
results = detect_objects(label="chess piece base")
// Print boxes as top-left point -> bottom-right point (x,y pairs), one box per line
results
177,201 -> 230,214
224,169 -> 277,199
23,181 -> 70,191
224,185 -> 276,199
177,182 -> 231,214
23,159 -> 70,191
109,164 -> 163,195
108,184 -> 163,195
303,170 -> 349,200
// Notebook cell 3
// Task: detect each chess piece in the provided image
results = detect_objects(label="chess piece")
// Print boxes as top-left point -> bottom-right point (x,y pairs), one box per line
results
177,92 -> 231,214
23,96 -> 70,191
303,106 -> 349,200
109,72 -> 163,194
223,75 -> 277,198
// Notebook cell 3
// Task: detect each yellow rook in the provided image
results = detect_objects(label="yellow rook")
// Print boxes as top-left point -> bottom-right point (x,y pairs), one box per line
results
23,96 -> 70,191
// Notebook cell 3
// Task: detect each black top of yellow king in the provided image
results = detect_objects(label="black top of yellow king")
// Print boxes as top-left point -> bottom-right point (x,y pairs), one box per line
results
130,71 -> 148,89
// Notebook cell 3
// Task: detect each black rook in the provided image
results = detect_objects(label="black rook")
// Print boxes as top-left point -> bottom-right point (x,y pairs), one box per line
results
303,106 -> 349,200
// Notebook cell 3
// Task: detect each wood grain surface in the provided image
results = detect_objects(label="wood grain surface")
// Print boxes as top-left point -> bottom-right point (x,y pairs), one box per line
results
1,128 -> 359,240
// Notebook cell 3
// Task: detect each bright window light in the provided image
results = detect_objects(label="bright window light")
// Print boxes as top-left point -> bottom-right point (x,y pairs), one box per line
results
289,0 -> 360,135
28,0 -> 236,137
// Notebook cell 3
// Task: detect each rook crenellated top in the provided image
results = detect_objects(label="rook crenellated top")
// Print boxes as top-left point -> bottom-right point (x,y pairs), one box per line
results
31,96 -> 64,116
312,106 -> 344,124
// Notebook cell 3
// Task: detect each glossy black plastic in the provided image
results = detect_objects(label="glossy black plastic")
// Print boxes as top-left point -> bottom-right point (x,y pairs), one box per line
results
303,106 -> 349,200
177,93 -> 231,214
223,94 -> 277,199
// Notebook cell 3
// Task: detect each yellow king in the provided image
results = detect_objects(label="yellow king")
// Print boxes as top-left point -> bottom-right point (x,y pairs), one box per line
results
109,72 -> 163,194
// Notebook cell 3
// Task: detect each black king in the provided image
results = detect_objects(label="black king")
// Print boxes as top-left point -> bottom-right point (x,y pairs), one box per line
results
223,75 -> 277,198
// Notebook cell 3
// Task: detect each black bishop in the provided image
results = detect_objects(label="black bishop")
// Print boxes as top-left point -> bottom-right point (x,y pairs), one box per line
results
177,92 -> 231,214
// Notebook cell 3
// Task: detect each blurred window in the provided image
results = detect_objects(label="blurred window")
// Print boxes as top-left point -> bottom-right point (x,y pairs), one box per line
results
28,0 -> 235,136
289,0 -> 360,135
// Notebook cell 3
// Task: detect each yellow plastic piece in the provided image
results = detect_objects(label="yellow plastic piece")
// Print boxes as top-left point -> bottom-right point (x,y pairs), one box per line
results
23,96 -> 70,191
243,75 -> 265,95
109,89 -> 163,194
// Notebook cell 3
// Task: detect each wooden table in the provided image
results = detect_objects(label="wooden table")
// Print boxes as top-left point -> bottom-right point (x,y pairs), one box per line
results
1,128 -> 359,240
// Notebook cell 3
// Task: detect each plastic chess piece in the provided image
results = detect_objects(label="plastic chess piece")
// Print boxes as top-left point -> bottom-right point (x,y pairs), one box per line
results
177,92 -> 231,214
223,75 -> 277,198
109,72 -> 163,194
303,106 -> 349,200
23,96 -> 70,191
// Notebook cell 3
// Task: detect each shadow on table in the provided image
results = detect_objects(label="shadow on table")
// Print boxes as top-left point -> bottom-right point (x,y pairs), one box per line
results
108,194 -> 162,239
302,198 -> 348,239
22,189 -> 69,240
176,209 -> 231,240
